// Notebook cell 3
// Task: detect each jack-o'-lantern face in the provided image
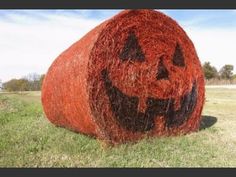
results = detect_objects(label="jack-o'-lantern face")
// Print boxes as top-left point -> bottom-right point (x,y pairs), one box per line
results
88,10 -> 203,135
100,31 -> 197,132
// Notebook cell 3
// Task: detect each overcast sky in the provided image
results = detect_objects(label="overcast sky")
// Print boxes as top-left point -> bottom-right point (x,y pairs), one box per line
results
0,10 -> 236,82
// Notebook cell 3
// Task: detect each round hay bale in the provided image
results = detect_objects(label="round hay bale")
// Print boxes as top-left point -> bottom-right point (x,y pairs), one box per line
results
42,10 -> 205,144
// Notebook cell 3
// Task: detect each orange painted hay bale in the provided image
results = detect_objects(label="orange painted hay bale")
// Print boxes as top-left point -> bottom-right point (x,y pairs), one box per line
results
42,10 -> 205,144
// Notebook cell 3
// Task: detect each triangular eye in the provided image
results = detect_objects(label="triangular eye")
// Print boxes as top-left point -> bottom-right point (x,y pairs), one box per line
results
156,58 -> 169,80
119,31 -> 145,62
172,43 -> 185,67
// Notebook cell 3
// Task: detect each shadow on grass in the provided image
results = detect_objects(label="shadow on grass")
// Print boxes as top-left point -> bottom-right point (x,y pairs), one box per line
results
200,115 -> 217,130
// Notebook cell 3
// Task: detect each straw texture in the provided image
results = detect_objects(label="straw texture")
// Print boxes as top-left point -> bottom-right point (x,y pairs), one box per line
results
42,10 -> 205,144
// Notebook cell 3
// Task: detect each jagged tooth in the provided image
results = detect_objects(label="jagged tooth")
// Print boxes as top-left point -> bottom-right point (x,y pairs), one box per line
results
137,96 -> 147,113
166,98 -> 172,112
173,96 -> 182,111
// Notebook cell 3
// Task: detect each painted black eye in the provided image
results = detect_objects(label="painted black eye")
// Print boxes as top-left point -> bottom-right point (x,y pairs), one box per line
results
156,57 -> 169,80
119,31 -> 145,62
172,43 -> 185,67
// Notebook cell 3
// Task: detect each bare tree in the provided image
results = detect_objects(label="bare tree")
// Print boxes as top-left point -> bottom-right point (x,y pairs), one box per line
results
24,73 -> 41,91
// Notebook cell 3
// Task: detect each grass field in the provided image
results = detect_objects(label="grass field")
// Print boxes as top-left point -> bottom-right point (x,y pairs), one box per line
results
0,88 -> 236,167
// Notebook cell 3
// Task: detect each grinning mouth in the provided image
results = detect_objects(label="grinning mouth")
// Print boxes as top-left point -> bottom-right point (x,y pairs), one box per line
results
101,69 -> 197,132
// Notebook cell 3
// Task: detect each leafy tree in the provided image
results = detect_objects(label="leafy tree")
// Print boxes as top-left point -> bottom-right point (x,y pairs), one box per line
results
3,79 -> 29,92
202,62 -> 218,80
3,79 -> 14,91
18,79 -> 30,91
219,65 -> 234,80
3,73 -> 45,92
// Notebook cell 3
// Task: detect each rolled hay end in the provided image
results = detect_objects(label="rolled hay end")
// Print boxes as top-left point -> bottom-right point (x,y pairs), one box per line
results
42,9 -> 205,144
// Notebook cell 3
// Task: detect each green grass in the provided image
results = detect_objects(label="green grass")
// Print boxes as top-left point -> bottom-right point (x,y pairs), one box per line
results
0,89 -> 236,167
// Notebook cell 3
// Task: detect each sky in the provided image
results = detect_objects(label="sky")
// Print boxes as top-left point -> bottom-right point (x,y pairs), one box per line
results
0,10 -> 236,82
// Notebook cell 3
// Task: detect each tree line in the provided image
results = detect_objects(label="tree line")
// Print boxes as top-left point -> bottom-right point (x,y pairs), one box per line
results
0,62 -> 235,92
2,73 -> 45,92
202,62 -> 236,80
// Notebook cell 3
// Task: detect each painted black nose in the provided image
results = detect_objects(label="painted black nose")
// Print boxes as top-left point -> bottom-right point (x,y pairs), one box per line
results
156,57 -> 169,80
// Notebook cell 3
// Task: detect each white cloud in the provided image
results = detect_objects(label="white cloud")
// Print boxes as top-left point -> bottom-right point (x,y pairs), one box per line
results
0,12 -> 101,82
184,27 -> 236,73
